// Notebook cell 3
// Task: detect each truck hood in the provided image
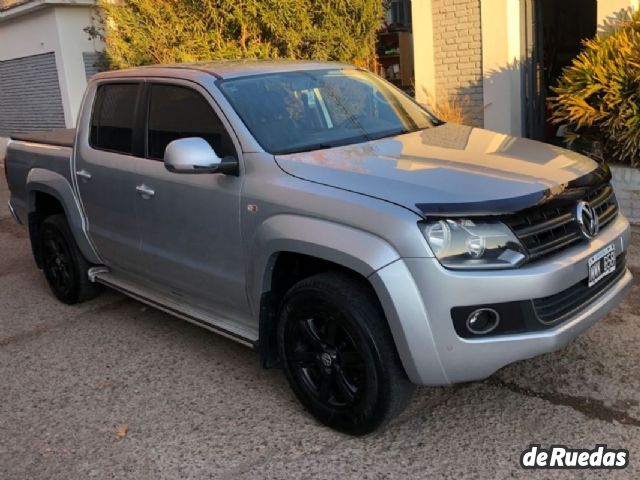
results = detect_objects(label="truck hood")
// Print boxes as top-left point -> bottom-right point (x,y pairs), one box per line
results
274,124 -> 603,217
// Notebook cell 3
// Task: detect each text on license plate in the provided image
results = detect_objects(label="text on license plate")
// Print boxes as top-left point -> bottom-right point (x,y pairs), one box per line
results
588,243 -> 616,287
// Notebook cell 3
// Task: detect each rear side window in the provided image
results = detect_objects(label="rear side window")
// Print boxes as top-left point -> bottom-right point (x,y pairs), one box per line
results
90,83 -> 139,154
147,84 -> 235,160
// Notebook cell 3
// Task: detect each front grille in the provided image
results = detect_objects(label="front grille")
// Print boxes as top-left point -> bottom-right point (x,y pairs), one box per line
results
533,253 -> 627,324
504,183 -> 618,262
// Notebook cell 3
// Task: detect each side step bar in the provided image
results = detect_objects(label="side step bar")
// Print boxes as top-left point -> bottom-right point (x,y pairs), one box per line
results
88,267 -> 257,349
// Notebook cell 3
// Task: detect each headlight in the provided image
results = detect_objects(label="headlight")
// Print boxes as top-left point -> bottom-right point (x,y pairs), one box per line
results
419,219 -> 528,270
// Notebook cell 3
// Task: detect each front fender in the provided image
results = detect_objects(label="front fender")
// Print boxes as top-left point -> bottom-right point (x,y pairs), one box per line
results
248,214 -> 445,384
248,214 -> 400,309
26,168 -> 102,265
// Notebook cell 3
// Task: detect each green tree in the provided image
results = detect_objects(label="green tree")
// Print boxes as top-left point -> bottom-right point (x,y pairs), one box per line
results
95,0 -> 383,70
550,9 -> 640,167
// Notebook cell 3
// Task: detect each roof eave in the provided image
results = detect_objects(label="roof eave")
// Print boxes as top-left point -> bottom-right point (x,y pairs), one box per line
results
0,0 -> 94,23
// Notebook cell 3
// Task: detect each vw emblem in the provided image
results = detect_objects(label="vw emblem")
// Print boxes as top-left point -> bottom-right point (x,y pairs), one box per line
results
319,352 -> 333,368
576,201 -> 600,239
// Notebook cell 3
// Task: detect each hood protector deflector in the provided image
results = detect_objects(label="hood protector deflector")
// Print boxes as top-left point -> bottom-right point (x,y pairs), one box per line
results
416,162 -> 612,218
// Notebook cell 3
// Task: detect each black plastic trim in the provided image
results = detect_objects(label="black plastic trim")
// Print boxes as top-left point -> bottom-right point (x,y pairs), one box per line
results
533,253 -> 627,324
417,163 -> 612,218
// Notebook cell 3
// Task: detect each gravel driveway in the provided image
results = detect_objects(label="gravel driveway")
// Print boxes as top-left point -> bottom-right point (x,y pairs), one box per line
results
1,174 -> 639,479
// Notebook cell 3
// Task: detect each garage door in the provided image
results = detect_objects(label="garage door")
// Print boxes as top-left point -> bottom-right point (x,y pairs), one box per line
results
0,52 -> 66,136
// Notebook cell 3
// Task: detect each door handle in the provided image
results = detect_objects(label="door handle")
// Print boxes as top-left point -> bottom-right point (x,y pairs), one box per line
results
76,169 -> 92,182
135,184 -> 155,199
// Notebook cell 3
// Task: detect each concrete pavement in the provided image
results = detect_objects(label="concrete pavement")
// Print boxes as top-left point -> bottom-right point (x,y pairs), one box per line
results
0,179 -> 8,220
0,175 -> 638,479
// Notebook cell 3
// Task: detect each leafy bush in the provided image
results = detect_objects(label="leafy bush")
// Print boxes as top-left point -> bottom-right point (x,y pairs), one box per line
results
550,9 -> 640,167
94,0 -> 383,70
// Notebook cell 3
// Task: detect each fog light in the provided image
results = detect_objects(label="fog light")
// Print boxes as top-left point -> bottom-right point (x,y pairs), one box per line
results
466,308 -> 500,335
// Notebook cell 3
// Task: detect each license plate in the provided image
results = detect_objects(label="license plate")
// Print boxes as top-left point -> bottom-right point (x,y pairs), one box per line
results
588,244 -> 616,287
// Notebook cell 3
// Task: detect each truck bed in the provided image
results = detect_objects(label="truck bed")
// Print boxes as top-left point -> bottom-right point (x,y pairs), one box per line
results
5,129 -> 75,223
10,129 -> 76,148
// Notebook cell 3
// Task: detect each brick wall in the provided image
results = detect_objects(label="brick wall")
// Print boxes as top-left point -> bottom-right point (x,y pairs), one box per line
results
431,0 -> 483,126
611,165 -> 640,224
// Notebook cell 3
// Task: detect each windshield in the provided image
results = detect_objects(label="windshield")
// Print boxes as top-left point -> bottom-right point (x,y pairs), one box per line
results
217,69 -> 436,155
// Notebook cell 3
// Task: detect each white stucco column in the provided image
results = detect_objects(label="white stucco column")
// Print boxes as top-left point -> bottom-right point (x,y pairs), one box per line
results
410,0 -> 436,105
53,5 -> 104,127
480,0 -> 523,136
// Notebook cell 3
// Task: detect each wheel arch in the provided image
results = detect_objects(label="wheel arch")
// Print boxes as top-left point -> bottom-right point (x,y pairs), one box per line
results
26,169 -> 101,266
249,214 -> 401,368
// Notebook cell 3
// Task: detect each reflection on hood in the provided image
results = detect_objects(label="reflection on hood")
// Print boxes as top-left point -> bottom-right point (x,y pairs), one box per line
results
275,124 -> 600,216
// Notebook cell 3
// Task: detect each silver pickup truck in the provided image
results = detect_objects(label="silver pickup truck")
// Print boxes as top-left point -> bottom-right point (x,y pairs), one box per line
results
4,61 -> 633,435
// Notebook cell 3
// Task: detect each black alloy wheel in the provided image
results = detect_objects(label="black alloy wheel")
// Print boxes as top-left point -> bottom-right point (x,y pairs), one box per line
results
39,214 -> 101,304
286,310 -> 366,409
42,227 -> 75,300
278,272 -> 415,435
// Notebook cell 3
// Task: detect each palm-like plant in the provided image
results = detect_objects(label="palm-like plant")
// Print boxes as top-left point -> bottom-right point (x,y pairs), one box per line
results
550,9 -> 640,167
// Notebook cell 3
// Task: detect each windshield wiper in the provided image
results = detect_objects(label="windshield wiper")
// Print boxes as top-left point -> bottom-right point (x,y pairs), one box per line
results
367,128 -> 411,141
276,129 -> 413,155
276,143 -> 336,155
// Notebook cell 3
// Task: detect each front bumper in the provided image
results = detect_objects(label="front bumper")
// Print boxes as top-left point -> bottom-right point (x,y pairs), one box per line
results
370,214 -> 633,385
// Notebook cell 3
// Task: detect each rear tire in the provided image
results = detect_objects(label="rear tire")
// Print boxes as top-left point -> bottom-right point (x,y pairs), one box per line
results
277,271 -> 415,435
39,214 -> 101,304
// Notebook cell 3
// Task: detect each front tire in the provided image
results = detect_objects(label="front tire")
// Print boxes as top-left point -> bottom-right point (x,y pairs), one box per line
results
277,272 -> 415,435
39,214 -> 101,304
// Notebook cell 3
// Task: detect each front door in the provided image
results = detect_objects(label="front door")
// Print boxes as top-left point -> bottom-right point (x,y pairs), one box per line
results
133,82 -> 250,323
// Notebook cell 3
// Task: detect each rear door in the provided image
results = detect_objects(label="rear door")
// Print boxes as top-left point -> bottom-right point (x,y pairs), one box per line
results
75,82 -> 144,272
133,81 -> 250,323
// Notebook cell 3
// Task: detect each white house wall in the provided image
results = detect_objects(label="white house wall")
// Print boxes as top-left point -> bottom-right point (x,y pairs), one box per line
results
53,5 -> 102,126
0,8 -> 59,63
0,4 -> 101,129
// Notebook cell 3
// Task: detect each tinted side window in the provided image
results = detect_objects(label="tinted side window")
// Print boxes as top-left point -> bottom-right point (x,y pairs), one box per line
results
147,84 -> 235,160
90,84 -> 138,154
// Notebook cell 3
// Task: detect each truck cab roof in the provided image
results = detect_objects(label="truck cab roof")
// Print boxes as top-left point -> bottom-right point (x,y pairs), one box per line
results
93,60 -> 354,81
